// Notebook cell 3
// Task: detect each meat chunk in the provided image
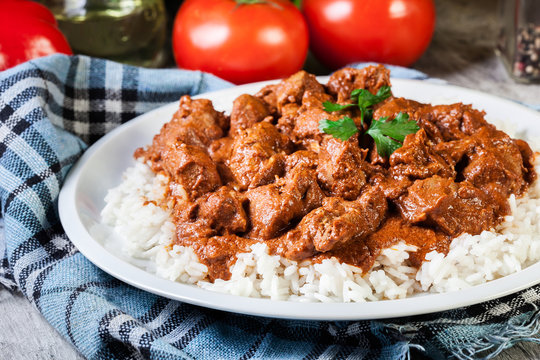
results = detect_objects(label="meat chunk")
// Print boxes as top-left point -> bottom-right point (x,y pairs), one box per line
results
515,138 -> 537,184
255,84 -> 278,115
161,143 -> 221,200
369,172 -> 412,200
229,122 -> 293,189
463,127 -> 530,196
286,150 -> 318,171
373,98 -> 444,144
246,164 -> 324,239
195,187 -> 248,233
396,176 -> 500,236
290,106 -> 342,147
170,95 -> 228,145
432,138 -> 475,168
175,186 -> 248,241
373,97 -> 423,119
176,95 -> 228,132
317,136 -> 367,200
327,65 -> 391,103
417,103 -> 493,141
134,96 -> 227,169
275,71 -> 326,113
274,73 -> 329,141
276,89 -> 341,147
390,129 -> 455,180
277,187 -> 387,259
207,137 -> 235,183
208,137 -> 234,164
230,94 -> 270,134
375,101 -> 494,144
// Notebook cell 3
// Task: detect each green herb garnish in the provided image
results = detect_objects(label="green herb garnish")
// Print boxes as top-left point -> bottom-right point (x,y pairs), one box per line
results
318,116 -> 359,141
323,85 -> 391,125
322,102 -> 356,112
318,112 -> 419,157
319,85 -> 418,157
366,113 -> 420,157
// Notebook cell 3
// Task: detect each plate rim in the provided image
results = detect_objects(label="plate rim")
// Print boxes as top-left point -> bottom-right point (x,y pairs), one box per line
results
59,78 -> 540,321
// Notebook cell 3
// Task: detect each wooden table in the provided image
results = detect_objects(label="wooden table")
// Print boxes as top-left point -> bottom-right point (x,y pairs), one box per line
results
1,0 -> 540,358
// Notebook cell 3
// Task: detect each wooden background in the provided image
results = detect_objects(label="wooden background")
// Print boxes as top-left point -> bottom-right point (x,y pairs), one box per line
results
1,0 -> 540,359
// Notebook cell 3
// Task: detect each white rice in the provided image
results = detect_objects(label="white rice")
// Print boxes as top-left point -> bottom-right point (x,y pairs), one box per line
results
99,148 -> 540,303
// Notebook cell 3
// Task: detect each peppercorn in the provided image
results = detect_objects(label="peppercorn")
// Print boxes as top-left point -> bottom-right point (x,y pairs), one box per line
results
512,23 -> 540,80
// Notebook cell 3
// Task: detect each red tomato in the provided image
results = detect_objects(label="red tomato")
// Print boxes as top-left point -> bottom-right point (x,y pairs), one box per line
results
0,0 -> 72,71
302,0 -> 436,69
172,0 -> 309,84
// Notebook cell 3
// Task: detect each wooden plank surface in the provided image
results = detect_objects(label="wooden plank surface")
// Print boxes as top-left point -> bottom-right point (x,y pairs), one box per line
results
1,0 -> 540,359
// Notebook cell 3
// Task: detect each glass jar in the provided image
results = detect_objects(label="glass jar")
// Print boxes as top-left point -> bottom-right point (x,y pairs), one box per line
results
497,0 -> 540,83
41,0 -> 167,68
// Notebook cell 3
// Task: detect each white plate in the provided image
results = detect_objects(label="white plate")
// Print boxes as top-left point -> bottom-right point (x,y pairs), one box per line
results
59,78 -> 540,321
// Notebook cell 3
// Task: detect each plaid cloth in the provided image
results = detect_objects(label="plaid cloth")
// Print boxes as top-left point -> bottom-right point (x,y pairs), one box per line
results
2,54 -> 540,360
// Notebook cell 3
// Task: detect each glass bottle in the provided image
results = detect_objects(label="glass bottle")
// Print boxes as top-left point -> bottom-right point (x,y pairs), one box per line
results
497,0 -> 540,83
40,0 -> 167,68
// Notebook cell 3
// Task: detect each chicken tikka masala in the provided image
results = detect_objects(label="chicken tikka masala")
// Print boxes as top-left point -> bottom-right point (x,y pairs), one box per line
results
135,65 -> 536,281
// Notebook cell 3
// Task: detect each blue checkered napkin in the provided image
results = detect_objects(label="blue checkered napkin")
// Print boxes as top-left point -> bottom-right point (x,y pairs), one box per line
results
2,54 -> 540,360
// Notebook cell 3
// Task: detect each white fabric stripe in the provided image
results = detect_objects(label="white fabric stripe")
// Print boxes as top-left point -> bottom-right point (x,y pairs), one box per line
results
104,99 -> 123,113
43,79 -> 64,110
106,316 -> 146,360
12,97 -> 44,121
0,164 -> 30,197
1,77 -> 47,104
0,165 -> 54,226
161,312 -> 204,342
75,56 -> 90,90
128,326 -> 148,347
108,314 -> 135,338
5,186 -> 47,228
145,301 -> 181,330
317,345 -> 341,360
521,288 -> 540,303
488,303 -> 513,316
21,260 -> 45,304
1,114 -> 62,219
108,315 -> 147,360
0,125 -> 54,177
0,132 -> 58,228
11,246 -> 48,292
74,59 -> 90,136
0,120 -> 16,142
345,347 -> 368,360
23,235 -> 72,303
105,61 -> 124,91
0,99 -> 63,205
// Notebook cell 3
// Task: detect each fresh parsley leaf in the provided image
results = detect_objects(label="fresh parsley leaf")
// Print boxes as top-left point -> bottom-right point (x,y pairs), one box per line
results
366,112 -> 420,157
318,116 -> 359,141
322,101 -> 356,112
323,86 -> 392,126
355,86 -> 392,125
351,86 -> 392,106
370,132 -> 403,158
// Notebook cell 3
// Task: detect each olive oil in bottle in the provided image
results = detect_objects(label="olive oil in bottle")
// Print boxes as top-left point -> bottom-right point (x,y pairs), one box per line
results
41,0 -> 167,67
